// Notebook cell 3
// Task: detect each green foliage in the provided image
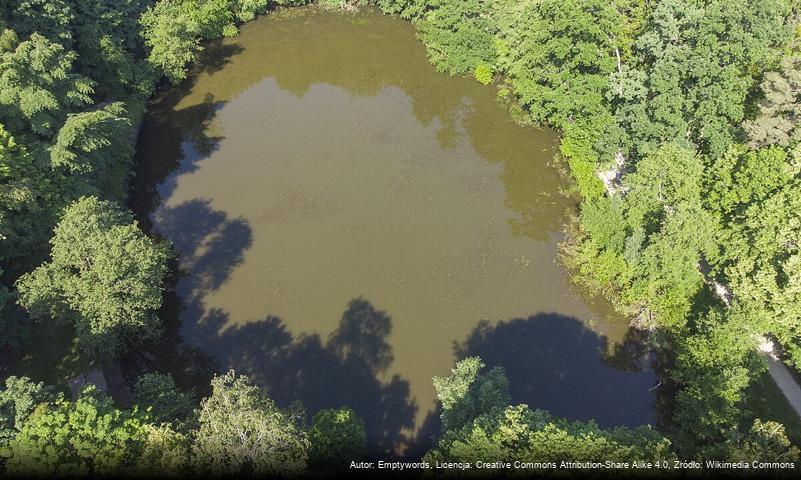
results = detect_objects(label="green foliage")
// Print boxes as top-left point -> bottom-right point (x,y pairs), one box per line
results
473,63 -> 493,85
3,386 -> 148,476
700,419 -> 801,463
182,0 -> 270,37
16,196 -> 171,359
318,0 -> 369,10
427,404 -> 673,465
51,102 -> 133,177
427,357 -> 673,465
140,0 -> 202,83
0,124 -> 62,264
274,0 -> 311,6
0,376 -> 56,449
560,120 -> 609,198
186,0 -> 237,39
571,143 -> 715,330
309,407 -> 366,471
723,182 -> 801,346
614,0 -> 790,159
701,142 -> 801,357
137,423 -> 191,477
433,356 -> 510,433
706,145 -> 794,218
4,0 -> 75,47
0,26 -> 17,54
193,370 -> 309,476
744,55 -> 801,148
489,0 -> 625,192
672,308 -> 764,445
69,0 -> 155,97
621,144 -> 716,328
231,0 -> 271,23
580,197 -> 627,255
139,0 -> 270,83
418,0 -> 497,76
504,0 -> 622,129
0,33 -> 94,137
374,0 -> 428,21
133,373 -> 196,428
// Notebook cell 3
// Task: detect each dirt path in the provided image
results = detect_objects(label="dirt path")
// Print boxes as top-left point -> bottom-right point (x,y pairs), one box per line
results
759,338 -> 801,418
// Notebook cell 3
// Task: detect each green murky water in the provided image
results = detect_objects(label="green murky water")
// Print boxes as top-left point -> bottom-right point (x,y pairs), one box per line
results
132,7 -> 655,455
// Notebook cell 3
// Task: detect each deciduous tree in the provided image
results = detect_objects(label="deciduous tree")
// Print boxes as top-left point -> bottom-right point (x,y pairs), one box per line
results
16,196 -> 171,358
193,371 -> 309,476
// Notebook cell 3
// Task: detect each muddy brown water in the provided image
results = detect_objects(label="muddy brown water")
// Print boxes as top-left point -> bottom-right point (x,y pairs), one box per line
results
131,6 -> 656,456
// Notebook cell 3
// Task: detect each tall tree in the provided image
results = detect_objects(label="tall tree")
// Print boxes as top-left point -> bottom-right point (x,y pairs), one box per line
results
193,371 -> 309,476
139,0 -> 201,83
417,0 -> 497,76
432,356 -> 509,433
503,0 -> 622,129
743,55 -> 801,148
0,33 -> 94,137
50,102 -> 136,195
426,357 -> 673,465
672,307 -> 764,445
2,386 -> 183,476
133,373 -> 196,428
613,0 -> 790,159
309,407 -> 366,471
69,0 -> 155,97
16,196 -> 171,358
2,0 -> 75,48
0,123 -> 62,264
0,376 -> 55,452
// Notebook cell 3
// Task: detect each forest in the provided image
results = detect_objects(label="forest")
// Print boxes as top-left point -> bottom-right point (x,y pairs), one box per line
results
2,0 -> 801,476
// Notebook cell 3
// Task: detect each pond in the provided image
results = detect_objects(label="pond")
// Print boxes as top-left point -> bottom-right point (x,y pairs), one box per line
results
131,6 -> 657,456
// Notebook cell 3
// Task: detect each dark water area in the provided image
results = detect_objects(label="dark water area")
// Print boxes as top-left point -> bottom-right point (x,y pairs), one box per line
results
129,6 -> 658,456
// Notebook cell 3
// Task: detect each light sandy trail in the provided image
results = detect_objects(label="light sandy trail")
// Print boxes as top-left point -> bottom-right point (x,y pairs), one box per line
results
759,338 -> 801,418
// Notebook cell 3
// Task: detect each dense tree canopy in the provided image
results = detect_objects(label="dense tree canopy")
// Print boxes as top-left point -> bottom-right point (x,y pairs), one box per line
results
16,196 -> 170,358
609,0 -> 790,159
1,0 -> 801,473
744,56 -> 801,148
0,376 -> 55,451
426,357 -> 674,464
1,385 -> 188,477
309,407 -> 366,471
0,124 -> 61,265
133,373 -> 196,428
139,0 -> 202,83
193,371 -> 310,476
417,0 -> 496,77
0,33 -> 94,137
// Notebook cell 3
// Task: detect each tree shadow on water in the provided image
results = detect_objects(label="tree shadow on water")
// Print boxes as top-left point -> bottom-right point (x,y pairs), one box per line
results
454,313 -> 657,429
130,92 -> 227,231
153,198 -> 253,299
184,298 -> 417,458
129,43 -> 245,232
121,199 -> 252,397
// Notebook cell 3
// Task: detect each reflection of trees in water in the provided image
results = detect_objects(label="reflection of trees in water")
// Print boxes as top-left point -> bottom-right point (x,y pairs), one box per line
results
124,9 -> 665,457
128,40 -> 243,229
129,90 -> 226,231
132,9 -> 566,243
454,313 -> 657,429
